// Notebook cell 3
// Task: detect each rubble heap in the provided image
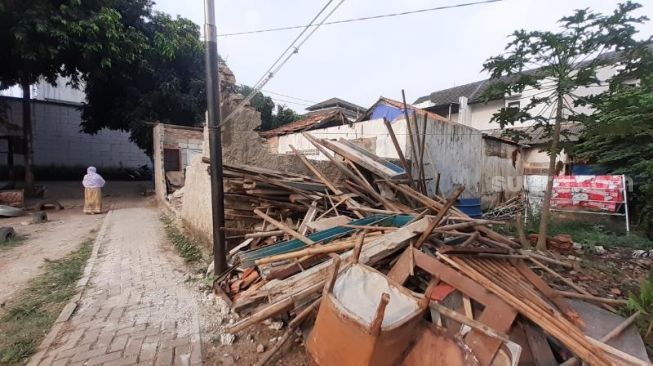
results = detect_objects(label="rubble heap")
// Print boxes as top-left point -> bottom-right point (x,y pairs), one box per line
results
212,132 -> 649,366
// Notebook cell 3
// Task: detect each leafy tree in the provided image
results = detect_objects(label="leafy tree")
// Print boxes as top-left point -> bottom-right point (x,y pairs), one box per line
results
0,0 -> 151,192
80,12 -> 206,156
482,2 -> 646,250
271,104 -> 302,129
236,85 -> 275,130
575,44 -> 653,234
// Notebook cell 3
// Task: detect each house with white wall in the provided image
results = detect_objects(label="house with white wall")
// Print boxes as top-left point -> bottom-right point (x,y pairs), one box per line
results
412,64 -> 621,175
0,76 -> 151,174
264,97 -> 524,207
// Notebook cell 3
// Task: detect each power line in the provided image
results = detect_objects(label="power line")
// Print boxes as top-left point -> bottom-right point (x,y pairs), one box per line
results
263,90 -> 319,105
218,0 -> 503,37
236,82 -> 320,104
220,0 -> 345,127
270,97 -> 313,107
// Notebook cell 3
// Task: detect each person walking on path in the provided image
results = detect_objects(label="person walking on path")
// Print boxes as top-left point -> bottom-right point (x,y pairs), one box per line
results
83,166 -> 105,214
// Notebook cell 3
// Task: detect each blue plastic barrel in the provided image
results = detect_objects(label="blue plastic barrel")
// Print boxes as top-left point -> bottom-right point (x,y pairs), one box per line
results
456,198 -> 482,218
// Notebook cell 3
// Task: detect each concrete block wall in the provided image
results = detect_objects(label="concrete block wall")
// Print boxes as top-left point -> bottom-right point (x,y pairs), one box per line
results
2,98 -> 151,168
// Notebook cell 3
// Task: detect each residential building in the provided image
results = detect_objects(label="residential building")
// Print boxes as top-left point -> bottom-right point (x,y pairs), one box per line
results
266,96 -> 524,207
0,77 -> 151,173
304,97 -> 366,121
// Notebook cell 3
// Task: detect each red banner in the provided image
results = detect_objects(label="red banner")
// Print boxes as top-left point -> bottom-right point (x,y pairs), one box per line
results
551,175 -> 624,212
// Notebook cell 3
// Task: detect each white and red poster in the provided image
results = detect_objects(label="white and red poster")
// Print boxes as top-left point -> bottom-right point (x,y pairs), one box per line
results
551,175 -> 624,212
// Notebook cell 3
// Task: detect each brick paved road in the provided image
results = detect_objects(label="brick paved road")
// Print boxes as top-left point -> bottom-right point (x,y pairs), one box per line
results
32,207 -> 202,366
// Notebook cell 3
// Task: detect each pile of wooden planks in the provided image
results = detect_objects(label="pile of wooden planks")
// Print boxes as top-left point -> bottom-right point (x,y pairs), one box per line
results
212,134 -> 649,366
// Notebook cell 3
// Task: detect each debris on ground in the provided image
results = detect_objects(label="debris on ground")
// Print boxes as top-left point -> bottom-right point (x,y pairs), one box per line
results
208,133 -> 650,365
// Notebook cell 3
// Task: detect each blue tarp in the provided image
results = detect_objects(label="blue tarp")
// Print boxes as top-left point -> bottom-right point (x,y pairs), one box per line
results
369,102 -> 405,122
236,214 -> 414,267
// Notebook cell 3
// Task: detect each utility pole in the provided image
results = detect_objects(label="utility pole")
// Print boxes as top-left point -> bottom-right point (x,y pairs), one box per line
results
203,0 -> 227,275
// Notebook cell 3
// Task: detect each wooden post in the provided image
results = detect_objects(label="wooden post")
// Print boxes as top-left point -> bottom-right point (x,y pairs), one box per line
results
414,186 -> 465,248
382,118 -> 413,186
323,256 -> 342,296
370,293 -> 390,336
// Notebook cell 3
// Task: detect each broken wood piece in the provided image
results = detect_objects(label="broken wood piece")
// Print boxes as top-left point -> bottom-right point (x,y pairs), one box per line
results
298,201 -> 318,235
244,230 -> 285,239
305,215 -> 352,232
289,144 -> 365,219
351,231 -> 365,264
515,261 -> 584,328
414,186 -> 465,249
369,293 -> 390,336
323,255 -> 342,296
528,256 -> 616,313
254,238 -> 369,266
556,291 -> 628,305
253,209 -> 314,246
383,118 -> 414,184
254,298 -> 321,366
429,301 -> 510,343
560,311 -> 642,366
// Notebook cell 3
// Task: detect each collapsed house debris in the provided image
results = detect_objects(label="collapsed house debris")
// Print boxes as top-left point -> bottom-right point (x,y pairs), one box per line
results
210,132 -> 650,365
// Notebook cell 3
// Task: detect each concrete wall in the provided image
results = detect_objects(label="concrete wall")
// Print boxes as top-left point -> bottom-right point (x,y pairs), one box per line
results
275,118 -> 408,161
1,97 -> 150,168
152,123 -> 203,201
271,113 -> 522,205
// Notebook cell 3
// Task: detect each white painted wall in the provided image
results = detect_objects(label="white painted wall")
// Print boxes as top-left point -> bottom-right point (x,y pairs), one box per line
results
276,118 -> 409,161
2,98 -> 150,168
0,76 -> 85,104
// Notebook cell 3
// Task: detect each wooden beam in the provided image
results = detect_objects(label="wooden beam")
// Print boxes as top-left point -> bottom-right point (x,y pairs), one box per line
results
414,186 -> 465,248
253,209 -> 314,246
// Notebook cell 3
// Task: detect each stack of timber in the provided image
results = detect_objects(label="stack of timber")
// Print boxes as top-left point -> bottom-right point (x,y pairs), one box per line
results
213,133 -> 650,366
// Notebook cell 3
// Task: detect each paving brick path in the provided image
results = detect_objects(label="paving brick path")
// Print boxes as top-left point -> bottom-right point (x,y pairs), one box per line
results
32,207 -> 202,366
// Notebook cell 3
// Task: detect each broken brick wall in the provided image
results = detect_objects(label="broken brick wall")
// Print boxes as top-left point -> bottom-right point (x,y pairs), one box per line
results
179,62 -> 339,246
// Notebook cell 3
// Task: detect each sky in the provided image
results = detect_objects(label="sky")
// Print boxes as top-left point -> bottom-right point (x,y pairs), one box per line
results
152,0 -> 653,112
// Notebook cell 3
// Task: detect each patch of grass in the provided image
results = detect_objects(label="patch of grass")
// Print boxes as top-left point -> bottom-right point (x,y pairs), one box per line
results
495,214 -> 653,249
0,237 -> 94,365
545,221 -> 653,249
161,215 -> 202,262
0,235 -> 28,252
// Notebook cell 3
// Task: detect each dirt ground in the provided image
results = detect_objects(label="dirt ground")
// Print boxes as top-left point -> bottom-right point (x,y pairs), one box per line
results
0,181 -> 150,306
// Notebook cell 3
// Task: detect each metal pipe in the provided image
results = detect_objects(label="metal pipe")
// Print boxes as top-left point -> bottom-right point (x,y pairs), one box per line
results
204,0 -> 227,274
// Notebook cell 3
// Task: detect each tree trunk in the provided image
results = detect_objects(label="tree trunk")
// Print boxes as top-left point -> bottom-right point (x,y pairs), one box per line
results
536,95 -> 564,251
21,80 -> 34,195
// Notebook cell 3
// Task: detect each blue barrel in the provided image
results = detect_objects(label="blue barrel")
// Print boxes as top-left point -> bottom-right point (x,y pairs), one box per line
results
456,198 -> 482,218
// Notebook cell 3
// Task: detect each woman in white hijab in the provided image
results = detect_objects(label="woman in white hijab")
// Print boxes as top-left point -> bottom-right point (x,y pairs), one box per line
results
82,166 -> 105,214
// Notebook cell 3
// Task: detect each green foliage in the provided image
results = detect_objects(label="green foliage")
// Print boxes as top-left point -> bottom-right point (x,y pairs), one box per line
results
161,215 -> 202,262
0,1 -> 206,156
575,46 -> 653,232
0,237 -> 93,364
482,2 -> 647,149
236,85 -> 302,131
0,234 -> 27,252
80,12 -> 206,156
628,273 -> 653,316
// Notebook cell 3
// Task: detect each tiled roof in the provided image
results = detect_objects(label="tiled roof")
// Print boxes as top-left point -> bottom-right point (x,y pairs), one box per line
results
305,97 -> 365,113
259,110 -> 348,137
484,123 -> 584,145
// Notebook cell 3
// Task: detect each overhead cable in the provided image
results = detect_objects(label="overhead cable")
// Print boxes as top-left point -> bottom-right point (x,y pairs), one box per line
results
218,0 -> 503,37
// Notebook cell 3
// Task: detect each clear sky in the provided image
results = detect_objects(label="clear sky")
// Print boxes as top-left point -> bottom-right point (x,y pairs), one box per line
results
152,0 -> 653,112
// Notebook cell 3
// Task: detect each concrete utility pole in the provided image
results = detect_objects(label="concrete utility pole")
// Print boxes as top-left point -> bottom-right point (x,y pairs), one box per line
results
203,0 -> 227,275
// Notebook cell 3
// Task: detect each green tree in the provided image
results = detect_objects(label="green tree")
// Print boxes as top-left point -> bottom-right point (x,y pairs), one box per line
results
482,2 -> 646,250
271,104 -> 302,129
236,85 -> 275,130
80,12 -> 206,156
575,44 -> 653,233
0,0 -> 150,192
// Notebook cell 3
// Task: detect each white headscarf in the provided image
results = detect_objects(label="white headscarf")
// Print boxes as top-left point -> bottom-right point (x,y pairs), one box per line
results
82,166 -> 106,188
